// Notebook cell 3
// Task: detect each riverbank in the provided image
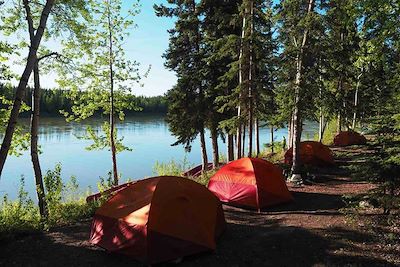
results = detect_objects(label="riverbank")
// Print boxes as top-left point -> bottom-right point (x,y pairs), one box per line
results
1,144 -> 399,266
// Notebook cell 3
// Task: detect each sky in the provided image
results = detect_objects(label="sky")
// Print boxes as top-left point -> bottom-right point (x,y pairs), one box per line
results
2,0 -> 177,97
121,0 -> 176,96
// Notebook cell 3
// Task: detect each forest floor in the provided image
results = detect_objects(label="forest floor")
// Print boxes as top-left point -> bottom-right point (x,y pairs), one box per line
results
1,145 -> 399,267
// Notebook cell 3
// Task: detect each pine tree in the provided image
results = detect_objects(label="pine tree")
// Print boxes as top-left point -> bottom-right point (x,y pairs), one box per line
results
155,0 -> 209,171
200,0 -> 242,165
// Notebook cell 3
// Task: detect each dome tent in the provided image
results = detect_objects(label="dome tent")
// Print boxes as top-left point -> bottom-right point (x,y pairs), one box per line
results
90,176 -> 225,264
334,131 -> 367,146
207,158 -> 293,209
284,141 -> 334,167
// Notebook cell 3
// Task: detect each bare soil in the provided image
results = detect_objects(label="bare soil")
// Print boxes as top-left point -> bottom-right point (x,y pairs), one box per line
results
1,145 -> 399,267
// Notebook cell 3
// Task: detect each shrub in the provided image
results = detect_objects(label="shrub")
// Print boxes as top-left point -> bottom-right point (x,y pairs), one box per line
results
0,176 -> 40,238
0,164 -> 101,237
152,156 -> 193,176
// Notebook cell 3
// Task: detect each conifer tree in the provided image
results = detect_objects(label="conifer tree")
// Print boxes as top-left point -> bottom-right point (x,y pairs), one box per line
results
155,0 -> 209,171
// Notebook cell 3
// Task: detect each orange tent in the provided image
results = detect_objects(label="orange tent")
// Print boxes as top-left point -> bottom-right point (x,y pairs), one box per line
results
207,158 -> 293,209
334,131 -> 367,146
284,141 -> 334,167
90,176 -> 225,264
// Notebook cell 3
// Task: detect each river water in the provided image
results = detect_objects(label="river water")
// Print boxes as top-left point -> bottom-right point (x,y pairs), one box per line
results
0,115 -> 318,199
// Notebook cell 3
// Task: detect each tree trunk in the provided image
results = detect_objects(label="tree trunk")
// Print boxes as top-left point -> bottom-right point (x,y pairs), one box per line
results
247,0 -> 254,158
107,1 -> 118,185
290,0 -> 315,183
227,134 -> 234,161
30,59 -> 47,218
242,124 -> 246,157
288,115 -> 292,149
352,72 -> 362,130
337,112 -> 342,133
318,112 -> 324,142
236,118 -> 242,159
23,0 -> 47,218
270,126 -> 274,153
247,114 -> 253,157
255,118 -> 260,157
200,129 -> 208,171
211,126 -> 219,168
0,0 -> 55,177
318,80 -> 324,142
237,1 -> 248,160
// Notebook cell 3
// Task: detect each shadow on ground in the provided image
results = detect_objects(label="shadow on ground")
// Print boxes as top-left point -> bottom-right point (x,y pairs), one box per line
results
0,218 -> 396,267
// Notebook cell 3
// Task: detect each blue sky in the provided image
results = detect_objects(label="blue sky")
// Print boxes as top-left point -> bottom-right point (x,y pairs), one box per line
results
2,0 -> 176,97
122,0 -> 176,96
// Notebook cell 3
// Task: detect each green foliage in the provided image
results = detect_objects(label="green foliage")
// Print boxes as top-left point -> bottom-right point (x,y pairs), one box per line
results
191,169 -> 216,186
152,156 -> 193,177
260,142 -> 286,164
0,165 -> 100,237
97,171 -> 115,193
0,85 -> 30,156
55,0 -> 145,165
76,123 -> 132,153
43,163 -> 98,226
319,119 -> 337,145
0,176 -> 40,237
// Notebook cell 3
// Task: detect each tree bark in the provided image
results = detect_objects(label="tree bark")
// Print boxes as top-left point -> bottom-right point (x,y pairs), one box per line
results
24,0 -> 47,218
211,126 -> 219,168
352,72 -> 362,130
288,115 -> 292,148
199,129 -> 208,171
107,0 -> 119,185
227,133 -> 234,161
247,0 -> 254,158
237,1 -> 248,160
270,126 -> 274,153
0,0 -> 55,177
31,60 -> 48,218
242,124 -> 246,157
318,112 -> 324,142
255,118 -> 260,157
290,0 -> 315,182
337,112 -> 342,133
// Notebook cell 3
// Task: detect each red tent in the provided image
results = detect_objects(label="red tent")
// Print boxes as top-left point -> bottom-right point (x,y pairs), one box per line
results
334,131 -> 367,146
90,176 -> 225,264
284,141 -> 334,167
207,158 -> 293,209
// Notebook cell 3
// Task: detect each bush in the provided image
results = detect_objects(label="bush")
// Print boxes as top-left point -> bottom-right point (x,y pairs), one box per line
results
0,176 -> 40,238
43,163 -> 99,227
153,156 -> 193,176
0,164 -> 101,237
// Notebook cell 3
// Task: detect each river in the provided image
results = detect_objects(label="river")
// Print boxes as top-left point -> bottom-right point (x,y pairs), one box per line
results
0,115 -> 318,199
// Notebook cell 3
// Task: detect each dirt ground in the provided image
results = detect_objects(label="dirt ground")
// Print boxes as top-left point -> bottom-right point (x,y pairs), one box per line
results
1,146 -> 399,267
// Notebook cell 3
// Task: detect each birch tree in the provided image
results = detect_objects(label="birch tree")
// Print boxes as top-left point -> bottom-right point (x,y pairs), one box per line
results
58,0 -> 143,186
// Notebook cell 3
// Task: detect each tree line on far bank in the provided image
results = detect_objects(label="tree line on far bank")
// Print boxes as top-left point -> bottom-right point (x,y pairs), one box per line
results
0,86 -> 168,116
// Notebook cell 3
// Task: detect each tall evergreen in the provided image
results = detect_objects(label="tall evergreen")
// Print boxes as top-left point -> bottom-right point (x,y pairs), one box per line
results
200,0 -> 242,165
155,0 -> 209,170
